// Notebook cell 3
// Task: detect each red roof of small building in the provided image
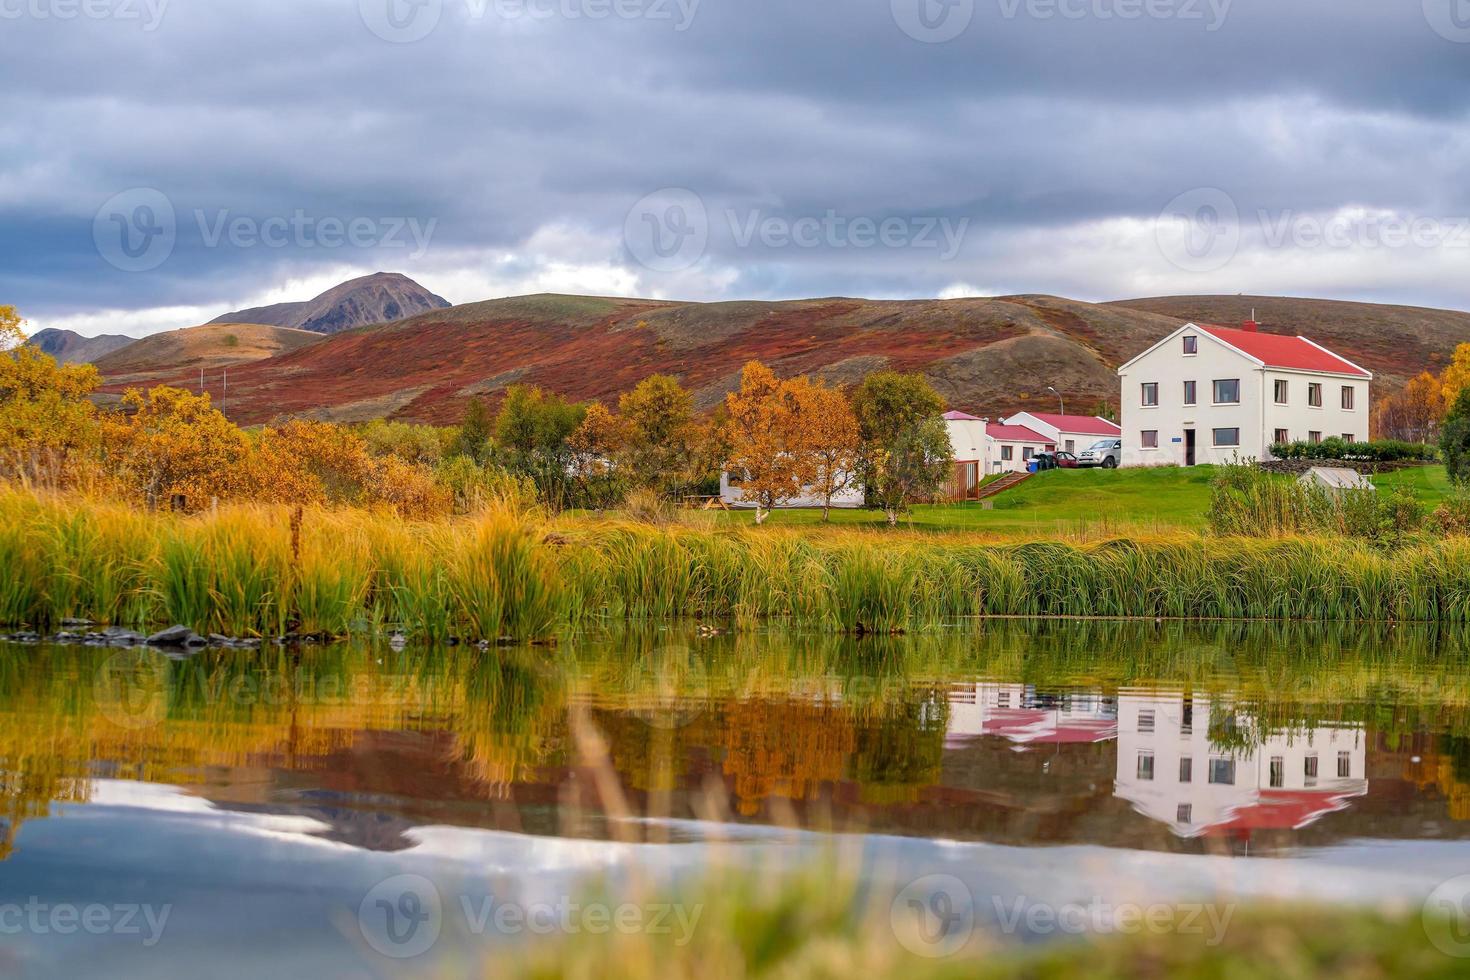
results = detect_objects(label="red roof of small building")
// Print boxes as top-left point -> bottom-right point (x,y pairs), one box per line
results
1024,413 -> 1122,436
986,422 -> 1052,443
1198,325 -> 1370,378
942,410 -> 982,421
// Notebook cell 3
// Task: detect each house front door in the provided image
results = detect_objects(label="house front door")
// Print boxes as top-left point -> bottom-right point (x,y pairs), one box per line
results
1184,429 -> 1196,466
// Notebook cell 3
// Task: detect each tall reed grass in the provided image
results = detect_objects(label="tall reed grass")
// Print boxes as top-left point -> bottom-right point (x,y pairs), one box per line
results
4,489 -> 1470,639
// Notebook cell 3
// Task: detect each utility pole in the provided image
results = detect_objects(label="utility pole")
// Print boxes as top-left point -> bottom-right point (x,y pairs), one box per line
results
1048,385 -> 1065,417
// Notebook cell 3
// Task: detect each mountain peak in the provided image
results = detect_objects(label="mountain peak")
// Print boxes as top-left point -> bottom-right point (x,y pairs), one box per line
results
208,272 -> 450,335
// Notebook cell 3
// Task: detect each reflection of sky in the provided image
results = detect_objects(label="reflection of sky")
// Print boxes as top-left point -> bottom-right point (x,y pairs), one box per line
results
0,781 -> 1457,978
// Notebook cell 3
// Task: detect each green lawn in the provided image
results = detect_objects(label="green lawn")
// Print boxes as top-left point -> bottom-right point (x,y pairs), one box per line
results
719,464 -> 1454,536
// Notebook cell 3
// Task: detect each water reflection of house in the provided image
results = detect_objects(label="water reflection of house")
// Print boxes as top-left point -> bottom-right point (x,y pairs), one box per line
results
1113,692 -> 1367,838
945,683 -> 1117,746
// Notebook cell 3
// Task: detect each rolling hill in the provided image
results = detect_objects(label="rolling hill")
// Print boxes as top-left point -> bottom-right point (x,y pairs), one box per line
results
26,328 -> 133,365
208,271 -> 450,334
93,322 -> 325,386
93,289 -> 1470,427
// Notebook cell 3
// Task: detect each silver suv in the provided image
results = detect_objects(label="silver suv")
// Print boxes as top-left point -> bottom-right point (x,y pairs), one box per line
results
1078,438 -> 1122,469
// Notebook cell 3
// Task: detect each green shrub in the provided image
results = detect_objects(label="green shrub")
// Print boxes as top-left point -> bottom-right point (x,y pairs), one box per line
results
1269,438 -> 1439,463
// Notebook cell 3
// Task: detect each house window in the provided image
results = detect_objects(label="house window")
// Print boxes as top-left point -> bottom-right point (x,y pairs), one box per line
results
1337,751 -> 1351,778
1179,757 -> 1193,783
1141,383 -> 1159,407
1342,433 -> 1355,442
1001,446 -> 1013,461
1064,439 -> 1075,452
1213,428 -> 1240,447
1274,379 -> 1288,404
1181,699 -> 1192,734
1183,380 -> 1197,405
1213,379 -> 1240,404
1269,756 -> 1285,789
1305,755 -> 1318,787
1177,803 -> 1193,824
1209,758 -> 1236,785
1309,383 -> 1323,407
1138,709 -> 1155,733
1022,447 -> 1034,461
1341,386 -> 1355,410
1141,430 -> 1159,449
1309,431 -> 1322,444
1137,753 -> 1155,780
1274,428 -> 1289,445
1183,335 -> 1198,355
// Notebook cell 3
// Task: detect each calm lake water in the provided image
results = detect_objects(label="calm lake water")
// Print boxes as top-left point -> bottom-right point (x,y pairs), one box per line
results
3,621 -> 1470,976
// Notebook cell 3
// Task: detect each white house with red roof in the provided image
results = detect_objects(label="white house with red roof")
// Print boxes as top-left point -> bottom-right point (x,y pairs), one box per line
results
1004,412 -> 1122,456
943,412 -> 1054,496
1116,320 -> 1372,467
1113,692 -> 1367,840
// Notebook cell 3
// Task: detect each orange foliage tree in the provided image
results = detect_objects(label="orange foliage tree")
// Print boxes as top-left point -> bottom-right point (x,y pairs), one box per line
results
1371,371 -> 1446,443
103,387 -> 251,508
791,377 -> 861,521
723,362 -> 814,524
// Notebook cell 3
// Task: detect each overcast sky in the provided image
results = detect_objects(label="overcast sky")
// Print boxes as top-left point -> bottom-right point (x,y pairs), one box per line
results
5,0 -> 1470,337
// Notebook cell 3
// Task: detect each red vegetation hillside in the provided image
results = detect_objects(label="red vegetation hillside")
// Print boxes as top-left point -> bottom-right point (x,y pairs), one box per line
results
95,291 -> 1470,426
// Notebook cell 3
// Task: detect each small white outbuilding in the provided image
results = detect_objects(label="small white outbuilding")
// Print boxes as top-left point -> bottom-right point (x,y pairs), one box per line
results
1299,466 -> 1374,493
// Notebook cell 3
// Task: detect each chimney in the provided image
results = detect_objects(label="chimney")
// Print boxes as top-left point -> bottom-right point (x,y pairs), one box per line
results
1242,318 -> 1259,333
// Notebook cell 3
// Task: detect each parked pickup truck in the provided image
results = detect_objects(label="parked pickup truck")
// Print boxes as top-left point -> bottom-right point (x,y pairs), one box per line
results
1077,438 -> 1122,469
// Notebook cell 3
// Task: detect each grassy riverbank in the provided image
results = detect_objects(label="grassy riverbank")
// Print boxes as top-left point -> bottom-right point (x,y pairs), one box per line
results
6,490 -> 1470,638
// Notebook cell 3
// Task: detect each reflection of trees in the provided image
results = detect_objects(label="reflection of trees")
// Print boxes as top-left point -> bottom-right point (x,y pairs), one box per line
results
848,691 -> 948,806
721,699 -> 855,816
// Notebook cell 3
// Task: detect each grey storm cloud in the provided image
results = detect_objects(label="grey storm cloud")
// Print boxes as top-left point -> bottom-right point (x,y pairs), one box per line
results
2,0 -> 1469,324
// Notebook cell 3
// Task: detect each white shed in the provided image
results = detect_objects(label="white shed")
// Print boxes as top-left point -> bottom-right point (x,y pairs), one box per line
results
1299,467 -> 1373,493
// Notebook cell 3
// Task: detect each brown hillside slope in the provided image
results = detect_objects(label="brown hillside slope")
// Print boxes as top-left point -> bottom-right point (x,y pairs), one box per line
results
1109,295 -> 1470,392
95,292 -> 1470,426
94,323 -> 324,386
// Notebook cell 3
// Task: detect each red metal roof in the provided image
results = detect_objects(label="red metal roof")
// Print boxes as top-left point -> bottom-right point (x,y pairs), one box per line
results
1024,413 -> 1122,436
986,423 -> 1052,443
1203,788 -> 1364,834
1198,325 -> 1370,378
942,410 -> 982,421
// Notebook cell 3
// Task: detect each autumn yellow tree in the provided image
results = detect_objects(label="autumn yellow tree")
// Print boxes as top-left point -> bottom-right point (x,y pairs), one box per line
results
103,386 -> 251,508
568,402 -> 626,508
723,362 -> 814,524
1442,343 -> 1470,406
0,307 -> 105,487
617,374 -> 697,496
790,377 -> 861,522
1371,371 -> 1446,442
